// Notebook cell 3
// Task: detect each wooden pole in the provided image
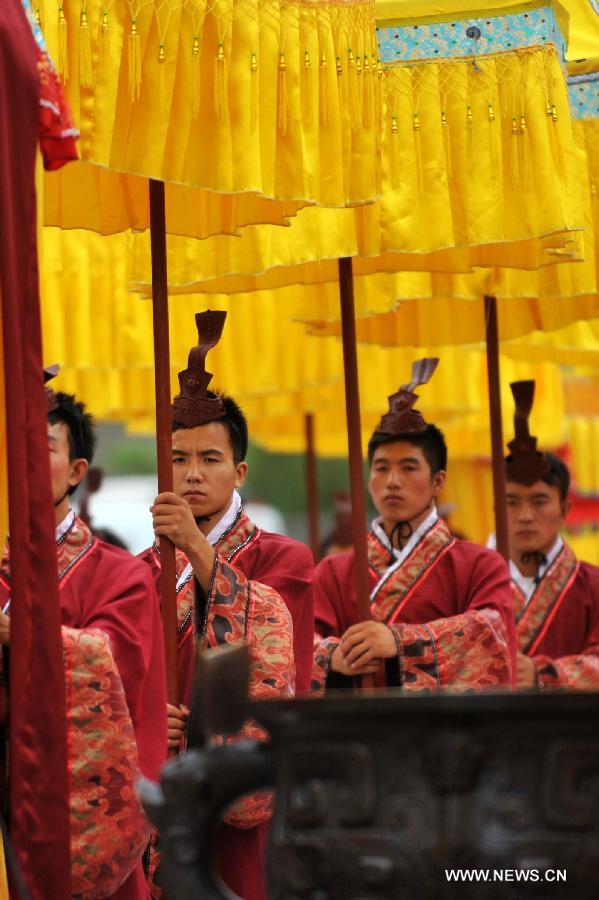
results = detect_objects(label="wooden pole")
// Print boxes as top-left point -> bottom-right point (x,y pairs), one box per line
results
484,294 -> 509,561
149,179 -> 179,705
304,413 -> 321,562
338,258 -> 371,620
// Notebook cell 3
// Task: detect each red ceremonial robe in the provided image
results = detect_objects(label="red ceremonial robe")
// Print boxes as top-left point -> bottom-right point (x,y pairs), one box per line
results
513,541 -> 599,688
313,516 -> 516,692
141,506 -> 303,900
0,513 -> 167,900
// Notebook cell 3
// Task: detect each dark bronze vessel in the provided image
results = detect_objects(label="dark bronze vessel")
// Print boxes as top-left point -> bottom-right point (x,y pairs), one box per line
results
141,648 -> 599,899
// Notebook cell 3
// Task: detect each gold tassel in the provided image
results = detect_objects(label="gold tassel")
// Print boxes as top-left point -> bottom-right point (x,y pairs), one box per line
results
362,55 -> 372,127
58,6 -> 68,82
488,101 -> 498,177
158,43 -> 166,112
519,113 -> 531,190
389,101 -> 401,189
466,104 -> 473,178
348,48 -> 360,130
214,42 -> 228,118
549,108 -> 565,182
99,9 -> 109,79
391,111 -> 400,189
192,36 -> 201,120
511,115 -> 520,186
302,50 -> 313,124
441,108 -> 452,181
34,5 -> 41,27
374,56 -> 383,136
413,112 -> 423,195
79,8 -> 93,88
250,51 -> 258,129
128,19 -> 142,101
277,52 -> 287,134
319,53 -> 328,126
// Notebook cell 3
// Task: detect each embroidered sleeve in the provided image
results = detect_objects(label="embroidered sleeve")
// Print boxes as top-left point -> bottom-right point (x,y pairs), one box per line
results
533,650 -> 599,690
63,626 -> 149,899
206,558 -> 294,829
311,635 -> 342,694
389,608 -> 513,691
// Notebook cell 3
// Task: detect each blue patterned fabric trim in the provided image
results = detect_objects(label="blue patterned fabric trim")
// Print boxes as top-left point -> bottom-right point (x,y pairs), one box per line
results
377,5 -> 565,64
21,0 -> 46,56
568,71 -> 599,120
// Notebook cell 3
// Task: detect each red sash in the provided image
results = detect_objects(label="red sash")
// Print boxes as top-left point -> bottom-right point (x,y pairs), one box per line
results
514,542 -> 579,655
368,519 -> 455,625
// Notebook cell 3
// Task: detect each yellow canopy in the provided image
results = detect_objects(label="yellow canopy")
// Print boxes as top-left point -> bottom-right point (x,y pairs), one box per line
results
38,0 -> 381,243
128,0 -> 587,308
40,222 -> 568,457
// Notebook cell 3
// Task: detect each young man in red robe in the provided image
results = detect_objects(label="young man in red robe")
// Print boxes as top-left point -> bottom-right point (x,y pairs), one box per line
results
313,358 -> 515,692
0,375 -> 167,899
505,381 -> 599,689
140,311 -> 313,899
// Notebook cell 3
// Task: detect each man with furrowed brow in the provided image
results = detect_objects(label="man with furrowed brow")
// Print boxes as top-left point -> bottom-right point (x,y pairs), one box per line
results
313,358 -> 516,693
140,310 -> 314,900
503,380 -> 599,689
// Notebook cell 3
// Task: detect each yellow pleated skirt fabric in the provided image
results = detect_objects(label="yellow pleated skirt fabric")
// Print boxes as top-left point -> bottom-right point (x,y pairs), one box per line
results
126,1 -> 585,302
44,159 -> 311,238
38,0 -> 381,210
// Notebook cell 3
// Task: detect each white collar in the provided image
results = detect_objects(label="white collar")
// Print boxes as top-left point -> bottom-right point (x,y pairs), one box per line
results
56,508 -> 75,541
372,506 -> 439,568
176,491 -> 242,591
205,490 -> 242,547
509,534 -> 564,601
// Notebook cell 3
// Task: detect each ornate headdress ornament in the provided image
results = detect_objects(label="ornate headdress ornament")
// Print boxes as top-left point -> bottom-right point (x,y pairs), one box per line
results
44,363 -> 60,413
505,380 -> 551,486
171,310 -> 227,427
374,358 -> 439,436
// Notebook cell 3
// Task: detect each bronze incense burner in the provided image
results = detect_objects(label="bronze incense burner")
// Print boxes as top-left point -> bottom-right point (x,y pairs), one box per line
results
141,648 -> 599,899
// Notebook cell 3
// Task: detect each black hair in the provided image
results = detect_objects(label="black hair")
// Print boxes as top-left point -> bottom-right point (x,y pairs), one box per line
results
367,424 -> 447,475
48,392 -> 97,495
172,393 -> 248,464
507,452 -> 570,502
504,452 -> 571,501
542,453 -> 570,501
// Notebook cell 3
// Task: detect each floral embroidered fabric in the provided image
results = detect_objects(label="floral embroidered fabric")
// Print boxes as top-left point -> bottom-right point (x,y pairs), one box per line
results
64,627 -> 149,898
568,71 -> 599,120
377,4 -> 565,64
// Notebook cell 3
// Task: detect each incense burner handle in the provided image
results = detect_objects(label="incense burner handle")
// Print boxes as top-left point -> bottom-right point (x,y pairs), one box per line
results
140,740 -> 274,900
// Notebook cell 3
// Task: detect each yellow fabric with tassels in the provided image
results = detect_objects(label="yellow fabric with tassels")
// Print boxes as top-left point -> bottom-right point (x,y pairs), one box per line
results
161,109 -> 594,328
37,0 -> 381,218
124,0 -> 585,302
38,222 -> 572,457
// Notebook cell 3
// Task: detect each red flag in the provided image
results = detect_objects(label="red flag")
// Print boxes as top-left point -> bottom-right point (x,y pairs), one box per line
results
0,1 -> 71,895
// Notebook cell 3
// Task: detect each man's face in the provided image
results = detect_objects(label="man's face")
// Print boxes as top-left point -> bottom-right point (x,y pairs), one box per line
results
171,422 -> 247,520
48,421 -> 87,505
506,479 -> 566,558
369,441 -> 445,528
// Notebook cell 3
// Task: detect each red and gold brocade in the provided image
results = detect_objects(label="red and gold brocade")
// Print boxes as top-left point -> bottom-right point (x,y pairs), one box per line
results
64,627 -> 149,897
141,509 -> 298,900
313,518 -> 515,693
142,511 -> 295,828
0,515 -> 167,900
514,542 -> 599,689
21,0 -> 79,169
